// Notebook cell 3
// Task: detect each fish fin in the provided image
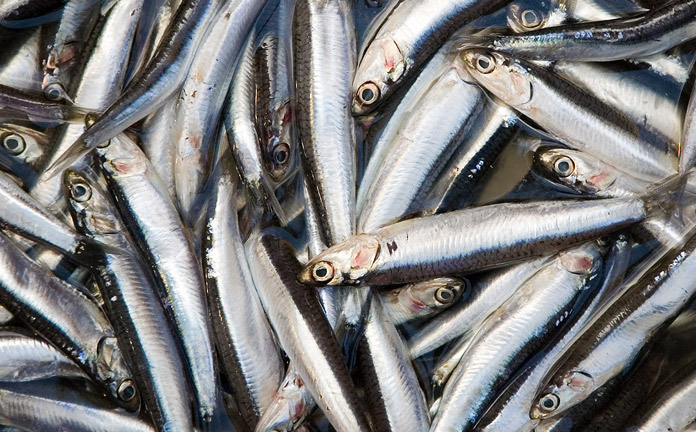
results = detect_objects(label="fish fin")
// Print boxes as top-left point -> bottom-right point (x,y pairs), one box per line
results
42,136 -> 91,180
260,174 -> 289,226
644,174 -> 689,218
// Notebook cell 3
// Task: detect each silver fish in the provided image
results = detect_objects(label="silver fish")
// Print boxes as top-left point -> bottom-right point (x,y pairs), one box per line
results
352,0 -> 511,114
95,134 -> 218,422
378,277 -> 465,324
462,49 -> 676,183
173,0 -> 266,223
0,330 -> 86,382
431,242 -> 603,432
246,233 -> 371,432
0,231 -> 136,409
66,170 -> 194,431
0,386 -> 154,432
530,229 -> 696,421
203,158 -> 285,430
300,197 -> 654,286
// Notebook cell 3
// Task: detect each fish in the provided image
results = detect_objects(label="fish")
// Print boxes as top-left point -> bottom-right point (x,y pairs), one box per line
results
530,228 -> 696,421
0,230 -> 136,409
246,232 -> 371,432
378,277 -> 466,325
430,241 -> 604,432
461,49 -> 677,183
486,1 -> 696,62
0,329 -> 86,382
203,156 -> 285,430
95,133 -> 218,422
352,0 -> 512,114
300,197 -> 656,286
66,170 -> 195,431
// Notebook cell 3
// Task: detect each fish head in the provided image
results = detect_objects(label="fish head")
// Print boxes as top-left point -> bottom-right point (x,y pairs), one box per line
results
534,146 -> 617,195
0,124 -> 49,169
96,134 -> 149,179
96,336 -> 139,411
399,277 -> 467,314
352,36 -> 407,115
531,370 -> 594,419
255,372 -> 313,431
462,49 -> 533,107
506,0 -> 567,33
559,242 -> 603,275
264,101 -> 297,183
64,170 -> 121,236
298,234 -> 381,286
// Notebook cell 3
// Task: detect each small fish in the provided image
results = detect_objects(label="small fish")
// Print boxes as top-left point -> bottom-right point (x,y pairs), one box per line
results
378,277 -> 466,324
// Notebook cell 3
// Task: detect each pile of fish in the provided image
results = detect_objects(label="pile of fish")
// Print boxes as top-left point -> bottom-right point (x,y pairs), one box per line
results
3,0 -> 696,430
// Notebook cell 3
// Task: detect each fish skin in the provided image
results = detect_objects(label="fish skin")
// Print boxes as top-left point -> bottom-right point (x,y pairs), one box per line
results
66,170 -> 194,432
431,242 -> 603,432
246,233 -> 371,432
95,134 -> 218,422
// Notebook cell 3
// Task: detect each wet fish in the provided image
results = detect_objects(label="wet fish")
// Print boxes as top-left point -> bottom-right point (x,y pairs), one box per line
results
530,228 -> 696,421
300,197 -> 656,286
431,242 -> 603,432
95,134 -> 218,422
378,277 -> 466,325
352,0 -> 512,114
246,233 -> 371,432
462,49 -> 676,183
66,170 -> 194,431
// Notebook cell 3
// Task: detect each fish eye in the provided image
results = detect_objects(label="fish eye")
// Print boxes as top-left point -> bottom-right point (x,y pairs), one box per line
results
70,181 -> 92,202
554,156 -> 575,177
272,143 -> 291,166
44,83 -> 65,101
2,133 -> 25,155
357,82 -> 380,106
539,394 -> 560,412
521,9 -> 543,28
435,286 -> 456,304
475,55 -> 495,74
118,379 -> 136,402
312,261 -> 334,282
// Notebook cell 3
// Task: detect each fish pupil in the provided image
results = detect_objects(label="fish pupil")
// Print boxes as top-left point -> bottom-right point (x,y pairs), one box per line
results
477,57 -> 490,71
362,88 -> 375,102
4,136 -> 22,154
557,161 -> 570,173
315,267 -> 328,278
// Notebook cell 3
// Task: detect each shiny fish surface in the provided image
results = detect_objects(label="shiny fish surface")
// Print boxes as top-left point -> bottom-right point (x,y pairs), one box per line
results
378,277 -> 465,325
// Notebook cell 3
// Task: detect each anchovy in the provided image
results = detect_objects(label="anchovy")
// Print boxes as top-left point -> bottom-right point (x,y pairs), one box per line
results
358,56 -> 484,232
95,134 -> 218,422
0,386 -> 154,432
66,171 -> 194,431
0,230 -> 136,409
0,83 -> 87,124
173,0 -> 265,223
0,330 -> 86,382
475,235 -> 631,432
357,294 -> 430,432
45,0 -> 225,175
203,160 -> 284,430
139,99 -> 178,204
462,49 -> 676,183
246,233 -> 371,432
0,124 -> 50,180
29,0 -> 143,211
530,229 -> 696,421
0,170 -> 104,264
487,1 -> 696,62
378,277 -> 465,324
431,242 -> 603,432
254,2 -> 297,186
226,33 -> 287,225
293,0 -> 357,246
408,257 -> 550,359
300,197 -> 655,286
351,0 -> 512,114
0,0 -> 66,25
0,28 -> 42,92
533,146 -> 652,198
